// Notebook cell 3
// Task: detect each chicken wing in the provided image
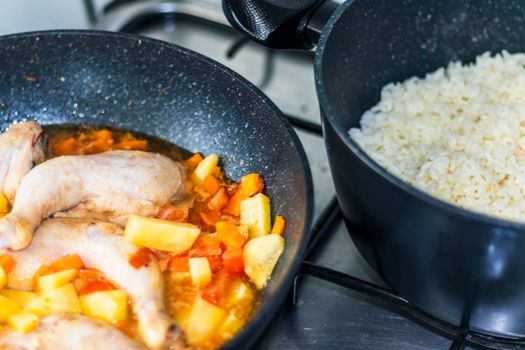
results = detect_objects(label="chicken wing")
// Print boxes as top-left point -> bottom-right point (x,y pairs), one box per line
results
0,314 -> 146,350
0,150 -> 185,250
5,218 -> 186,350
0,121 -> 45,204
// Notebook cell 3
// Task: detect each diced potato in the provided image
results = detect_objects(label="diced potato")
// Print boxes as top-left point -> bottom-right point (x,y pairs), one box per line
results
26,283 -> 81,316
240,193 -> 271,238
192,153 -> 219,183
7,311 -> 38,333
0,295 -> 22,322
79,290 -> 128,324
36,269 -> 78,293
189,257 -> 212,287
0,265 -> 6,289
0,290 -> 37,308
243,234 -> 285,289
124,215 -> 200,253
185,296 -> 227,345
218,314 -> 244,340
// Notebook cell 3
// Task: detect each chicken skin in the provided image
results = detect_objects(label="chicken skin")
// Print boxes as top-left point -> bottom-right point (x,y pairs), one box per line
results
0,121 -> 45,204
0,150 -> 185,250
5,218 -> 186,350
0,314 -> 147,350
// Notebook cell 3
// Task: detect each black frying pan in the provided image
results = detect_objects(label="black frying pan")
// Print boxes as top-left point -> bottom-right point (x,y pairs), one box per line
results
224,0 -> 525,340
0,30 -> 313,349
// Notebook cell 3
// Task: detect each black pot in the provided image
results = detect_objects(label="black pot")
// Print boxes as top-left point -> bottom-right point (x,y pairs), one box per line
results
224,0 -> 525,338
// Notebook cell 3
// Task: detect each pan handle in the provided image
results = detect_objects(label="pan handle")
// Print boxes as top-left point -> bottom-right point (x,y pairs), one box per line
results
222,0 -> 339,49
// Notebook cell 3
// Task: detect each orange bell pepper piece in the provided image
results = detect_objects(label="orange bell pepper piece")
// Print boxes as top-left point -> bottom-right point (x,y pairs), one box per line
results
206,256 -> 224,273
128,248 -> 152,269
50,254 -> 84,272
189,236 -> 223,257
270,215 -> 286,235
201,269 -> 230,305
223,248 -> 244,276
223,189 -> 244,216
202,175 -> 222,195
167,255 -> 190,272
216,221 -> 247,248
80,280 -> 114,295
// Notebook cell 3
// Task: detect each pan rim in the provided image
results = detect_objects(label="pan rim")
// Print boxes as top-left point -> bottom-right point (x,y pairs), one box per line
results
313,0 -> 525,231
0,29 -> 314,349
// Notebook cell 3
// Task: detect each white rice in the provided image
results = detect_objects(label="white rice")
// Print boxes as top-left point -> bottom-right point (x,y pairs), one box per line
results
349,51 -> 525,222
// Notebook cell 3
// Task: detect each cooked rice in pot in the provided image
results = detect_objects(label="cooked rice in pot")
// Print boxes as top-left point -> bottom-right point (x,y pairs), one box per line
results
349,51 -> 525,221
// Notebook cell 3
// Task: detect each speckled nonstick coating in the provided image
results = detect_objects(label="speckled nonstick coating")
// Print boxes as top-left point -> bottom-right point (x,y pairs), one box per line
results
0,30 -> 313,349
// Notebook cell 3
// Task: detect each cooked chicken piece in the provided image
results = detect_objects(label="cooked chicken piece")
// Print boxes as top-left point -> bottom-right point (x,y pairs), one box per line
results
0,150 -> 185,250
0,314 -> 146,350
5,218 -> 186,350
0,121 -> 45,204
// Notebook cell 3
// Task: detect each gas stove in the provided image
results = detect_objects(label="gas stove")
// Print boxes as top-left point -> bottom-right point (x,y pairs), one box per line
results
89,1 -> 522,349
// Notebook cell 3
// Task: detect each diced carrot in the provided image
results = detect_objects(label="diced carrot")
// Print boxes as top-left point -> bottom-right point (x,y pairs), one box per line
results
206,256 -> 224,273
202,175 -> 222,196
223,248 -> 244,276
223,189 -> 243,216
199,210 -> 222,227
73,268 -> 108,294
225,183 -> 239,197
270,215 -> 286,235
208,188 -> 229,211
157,204 -> 186,222
80,280 -> 115,295
52,137 -> 77,155
201,269 -> 230,305
167,255 -> 190,272
129,248 -> 152,269
114,133 -> 148,150
212,166 -> 222,177
92,129 -> 113,142
189,236 -> 223,257
240,173 -> 264,197
184,153 -> 204,169
216,222 -> 247,249
50,254 -> 84,272
0,254 -> 15,274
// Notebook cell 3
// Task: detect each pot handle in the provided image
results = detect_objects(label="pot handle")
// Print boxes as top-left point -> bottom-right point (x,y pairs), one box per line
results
222,0 -> 339,49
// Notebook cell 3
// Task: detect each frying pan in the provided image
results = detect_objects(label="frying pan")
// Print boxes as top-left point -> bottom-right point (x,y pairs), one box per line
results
223,0 -> 525,340
0,30 -> 313,349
